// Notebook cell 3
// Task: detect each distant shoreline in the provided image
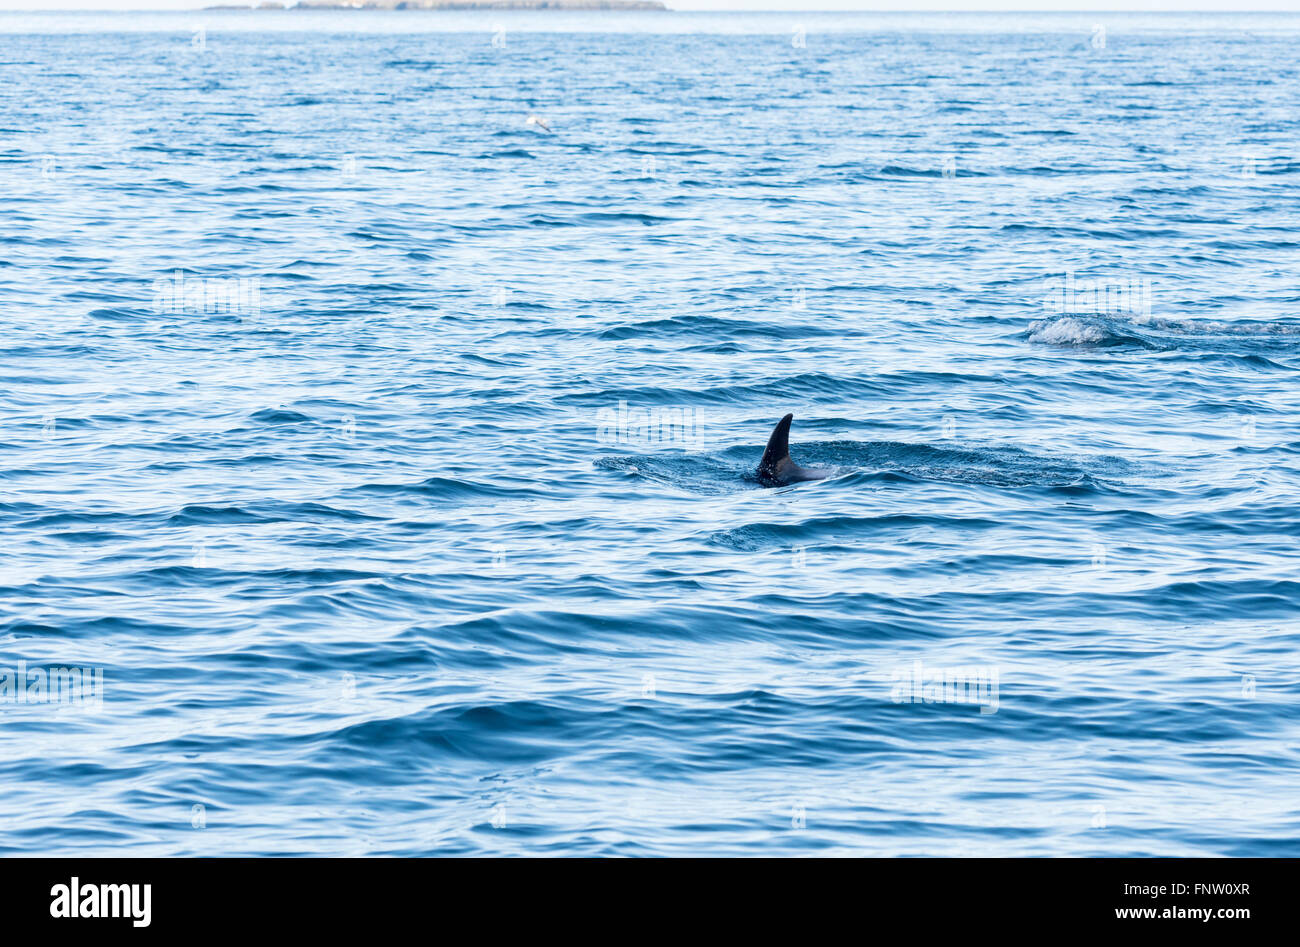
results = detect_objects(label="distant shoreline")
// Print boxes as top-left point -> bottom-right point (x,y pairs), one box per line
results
205,2 -> 671,10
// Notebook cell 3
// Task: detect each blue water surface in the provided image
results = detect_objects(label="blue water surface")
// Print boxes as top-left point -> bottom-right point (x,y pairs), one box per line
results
1,11 -> 1298,856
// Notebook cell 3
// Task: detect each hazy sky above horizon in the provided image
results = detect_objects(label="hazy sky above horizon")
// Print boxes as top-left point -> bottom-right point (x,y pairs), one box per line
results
3,1 -> 1299,11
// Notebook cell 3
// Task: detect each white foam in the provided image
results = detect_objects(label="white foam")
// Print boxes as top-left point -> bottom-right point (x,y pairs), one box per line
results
1028,317 -> 1106,345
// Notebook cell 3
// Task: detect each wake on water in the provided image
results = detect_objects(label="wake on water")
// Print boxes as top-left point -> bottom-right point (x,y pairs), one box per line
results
596,439 -> 1150,494
1028,313 -> 1300,349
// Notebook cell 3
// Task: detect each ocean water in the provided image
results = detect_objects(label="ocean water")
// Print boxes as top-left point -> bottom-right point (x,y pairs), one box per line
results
2,11 -> 1298,857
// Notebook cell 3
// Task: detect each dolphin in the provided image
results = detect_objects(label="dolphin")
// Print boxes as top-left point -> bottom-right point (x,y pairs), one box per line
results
756,413 -> 832,486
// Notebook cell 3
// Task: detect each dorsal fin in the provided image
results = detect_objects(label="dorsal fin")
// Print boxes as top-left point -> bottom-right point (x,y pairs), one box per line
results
758,413 -> 794,480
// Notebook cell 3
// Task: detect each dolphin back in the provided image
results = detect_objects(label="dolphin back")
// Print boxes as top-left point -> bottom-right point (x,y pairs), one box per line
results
757,413 -> 795,484
756,413 -> 830,486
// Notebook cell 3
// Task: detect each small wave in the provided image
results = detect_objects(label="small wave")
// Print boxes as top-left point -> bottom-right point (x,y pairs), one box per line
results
167,505 -> 273,526
597,314 -> 840,342
349,477 -> 543,503
709,513 -> 962,551
528,211 -> 673,227
1027,317 -> 1108,345
594,455 -> 749,495
250,407 -> 312,424
1028,314 -> 1300,350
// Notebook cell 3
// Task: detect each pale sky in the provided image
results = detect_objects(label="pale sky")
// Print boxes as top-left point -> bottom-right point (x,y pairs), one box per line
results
3,1 -> 1298,11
